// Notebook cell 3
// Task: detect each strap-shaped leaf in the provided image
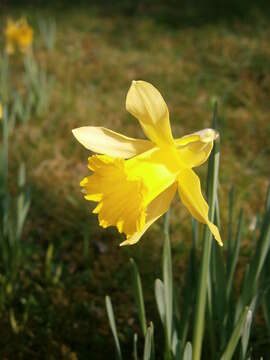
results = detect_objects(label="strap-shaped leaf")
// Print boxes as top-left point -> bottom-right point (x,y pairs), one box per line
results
241,310 -> 252,359
105,296 -> 122,360
183,342 -> 192,360
155,279 -> 165,325
133,333 -> 138,360
143,322 -> 154,360
221,307 -> 249,360
192,104 -> 220,360
130,258 -> 147,336
163,210 -> 173,353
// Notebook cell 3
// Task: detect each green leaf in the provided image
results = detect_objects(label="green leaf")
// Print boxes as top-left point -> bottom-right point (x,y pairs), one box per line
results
105,296 -> 122,360
178,219 -> 199,345
227,186 -> 235,267
130,258 -> 147,336
155,279 -> 165,325
143,322 -> 154,360
163,210 -> 173,354
265,184 -> 270,212
183,342 -> 192,360
16,164 -> 30,241
174,340 -> 182,360
235,205 -> 270,322
263,292 -> 270,335
226,209 -> 243,300
1,106 -> 8,191
192,218 -> 198,250
220,307 -> 249,360
241,310 -> 252,360
133,333 -> 138,360
192,104 -> 220,360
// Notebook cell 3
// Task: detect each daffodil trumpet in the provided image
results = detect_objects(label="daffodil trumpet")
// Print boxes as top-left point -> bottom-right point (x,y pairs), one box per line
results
73,80 -> 222,246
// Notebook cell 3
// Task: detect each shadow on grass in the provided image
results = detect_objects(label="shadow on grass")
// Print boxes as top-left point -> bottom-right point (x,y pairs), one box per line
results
0,176 -> 168,359
6,0 -> 270,28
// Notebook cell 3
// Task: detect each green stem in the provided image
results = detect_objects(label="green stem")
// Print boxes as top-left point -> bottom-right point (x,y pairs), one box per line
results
192,105 -> 220,360
192,230 -> 212,360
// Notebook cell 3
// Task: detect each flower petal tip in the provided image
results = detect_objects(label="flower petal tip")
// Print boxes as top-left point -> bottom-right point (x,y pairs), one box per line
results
72,128 -> 79,137
199,128 -> 219,143
119,238 -> 132,246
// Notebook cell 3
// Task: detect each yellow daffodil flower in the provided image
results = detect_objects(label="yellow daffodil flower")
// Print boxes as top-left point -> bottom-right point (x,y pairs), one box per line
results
0,103 -> 2,119
73,81 -> 222,246
5,18 -> 33,55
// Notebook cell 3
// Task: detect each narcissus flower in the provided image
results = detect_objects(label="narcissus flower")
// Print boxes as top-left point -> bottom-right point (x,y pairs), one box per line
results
5,18 -> 33,55
0,104 -> 2,119
73,81 -> 222,246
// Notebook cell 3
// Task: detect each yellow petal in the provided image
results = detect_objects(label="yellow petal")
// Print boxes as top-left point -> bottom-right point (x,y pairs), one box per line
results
72,126 -> 153,158
178,167 -> 222,246
81,148 -> 180,241
0,104 -> 2,119
175,128 -> 219,168
120,182 -> 177,246
16,19 -> 33,52
81,155 -> 148,237
126,80 -> 174,147
5,18 -> 33,54
126,146 -> 180,205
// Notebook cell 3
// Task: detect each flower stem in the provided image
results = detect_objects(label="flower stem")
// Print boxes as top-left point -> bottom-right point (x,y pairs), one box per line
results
192,105 -> 220,360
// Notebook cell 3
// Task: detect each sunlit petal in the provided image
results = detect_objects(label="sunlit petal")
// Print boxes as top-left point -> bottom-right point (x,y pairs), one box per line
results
81,148 -> 180,242
175,128 -> 218,168
178,167 -> 222,246
72,126 -> 153,158
126,80 -> 174,147
120,183 -> 177,246
81,155 -> 148,237
126,146 -> 181,205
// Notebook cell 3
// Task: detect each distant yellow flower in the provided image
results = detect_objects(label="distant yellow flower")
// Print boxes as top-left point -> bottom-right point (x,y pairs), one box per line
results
5,18 -> 33,55
0,103 -> 2,119
73,81 -> 222,246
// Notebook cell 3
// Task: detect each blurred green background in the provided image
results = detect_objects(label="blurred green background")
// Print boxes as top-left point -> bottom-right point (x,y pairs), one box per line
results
0,1 -> 270,358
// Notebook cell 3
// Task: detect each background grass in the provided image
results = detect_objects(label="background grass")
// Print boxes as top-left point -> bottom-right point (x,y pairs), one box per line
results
1,2 -> 270,358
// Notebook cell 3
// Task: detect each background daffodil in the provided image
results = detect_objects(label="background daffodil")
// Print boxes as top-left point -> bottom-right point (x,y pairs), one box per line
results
73,80 -> 222,246
5,18 -> 33,55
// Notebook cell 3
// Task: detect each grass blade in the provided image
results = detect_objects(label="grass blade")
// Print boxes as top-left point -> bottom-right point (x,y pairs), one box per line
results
105,296 -> 122,360
263,291 -> 270,335
226,209 -> 244,300
155,279 -> 165,325
143,322 -> 154,360
163,210 -> 173,355
0,106 -> 8,191
192,218 -> 198,250
241,310 -> 252,359
235,205 -> 270,322
133,333 -> 138,360
227,186 -> 234,265
183,342 -> 192,360
220,307 -> 249,360
265,184 -> 270,212
130,258 -> 147,336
